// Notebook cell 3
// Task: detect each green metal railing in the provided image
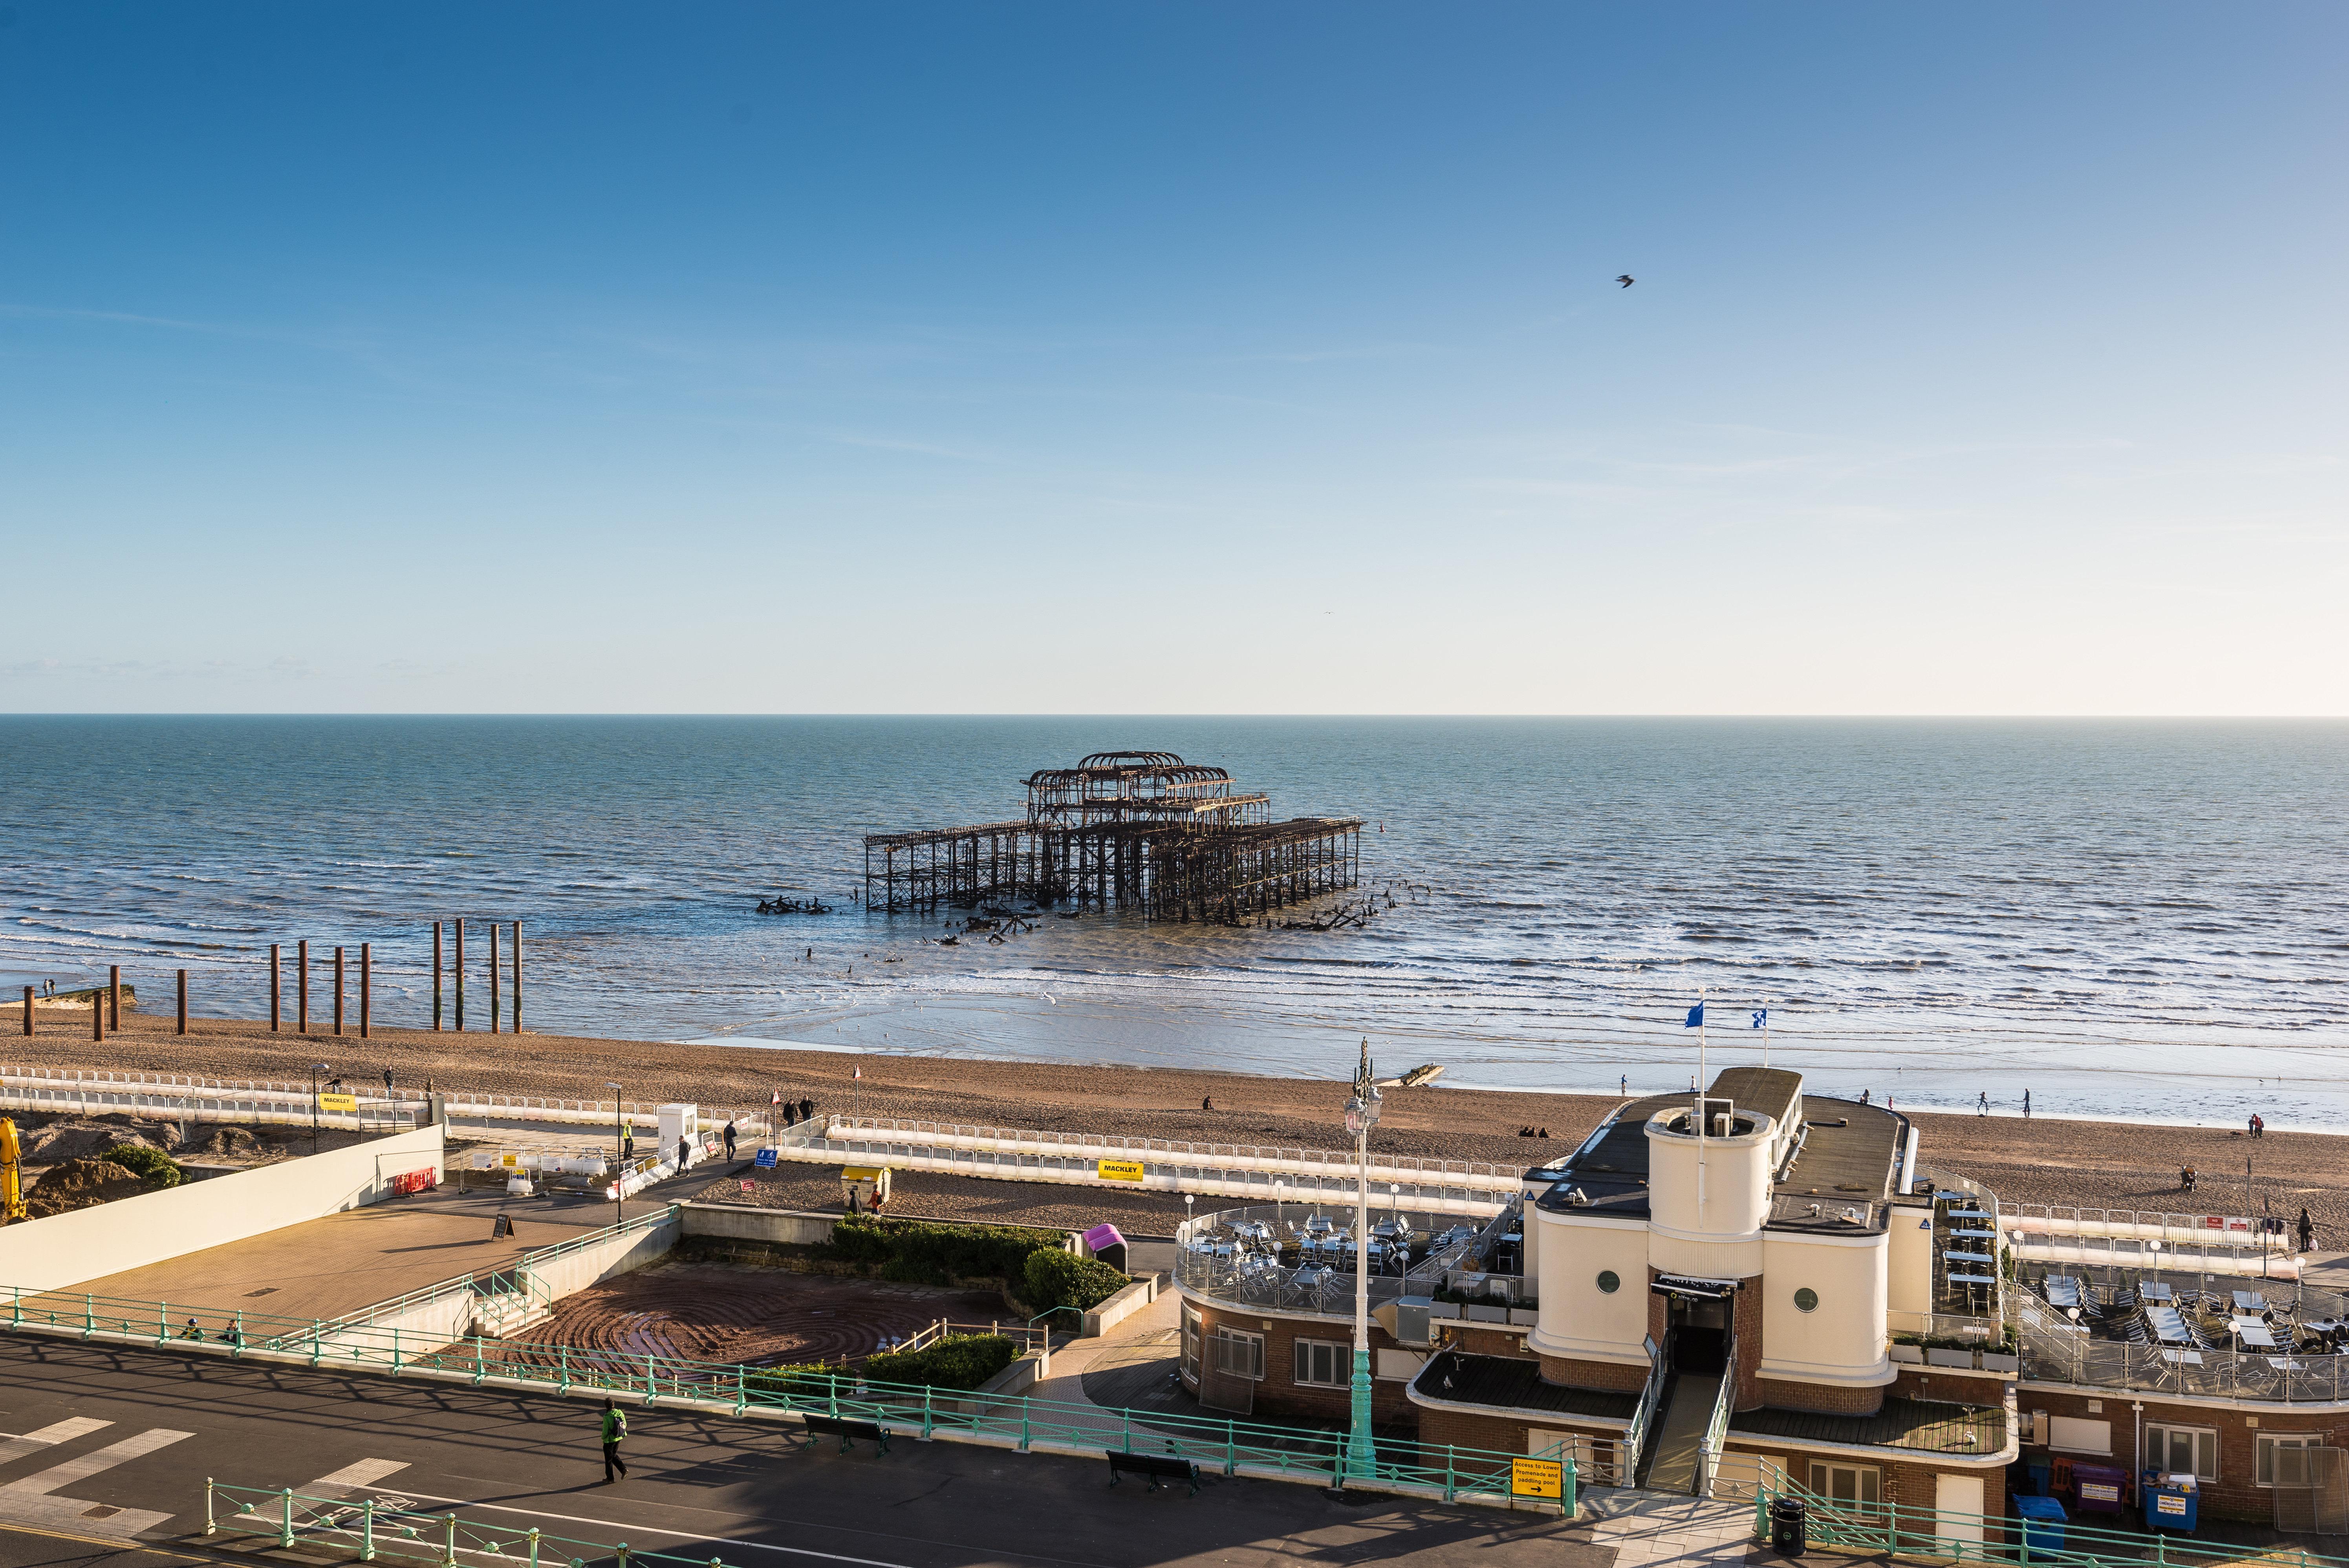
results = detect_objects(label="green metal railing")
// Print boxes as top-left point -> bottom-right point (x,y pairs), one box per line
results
7,1284 -> 1572,1510
208,1477 -> 734,1568
1754,1483 -> 2349,1568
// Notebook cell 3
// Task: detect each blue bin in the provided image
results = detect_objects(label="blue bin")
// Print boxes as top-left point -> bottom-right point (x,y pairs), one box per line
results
2025,1460 -> 2052,1497
2144,1478 -> 2199,1533
2015,1495 -> 2067,1554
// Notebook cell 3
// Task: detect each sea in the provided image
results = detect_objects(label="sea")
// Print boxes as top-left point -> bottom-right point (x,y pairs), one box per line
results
2,716 -> 2344,1129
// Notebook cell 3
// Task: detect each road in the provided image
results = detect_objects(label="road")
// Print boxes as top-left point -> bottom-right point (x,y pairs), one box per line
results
0,1339 -> 1605,1568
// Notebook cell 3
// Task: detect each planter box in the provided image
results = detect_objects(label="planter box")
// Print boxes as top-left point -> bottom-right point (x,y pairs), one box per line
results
1926,1348 -> 1976,1369
1889,1343 -> 1925,1365
1980,1352 -> 2020,1374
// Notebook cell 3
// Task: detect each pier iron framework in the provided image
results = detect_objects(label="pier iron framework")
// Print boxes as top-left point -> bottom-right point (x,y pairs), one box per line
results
863,752 -> 1362,923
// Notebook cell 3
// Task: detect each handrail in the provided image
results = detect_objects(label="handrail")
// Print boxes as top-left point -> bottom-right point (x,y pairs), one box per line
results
1622,1334 -> 1667,1486
1695,1330 -> 1736,1496
17,1288 -> 1574,1508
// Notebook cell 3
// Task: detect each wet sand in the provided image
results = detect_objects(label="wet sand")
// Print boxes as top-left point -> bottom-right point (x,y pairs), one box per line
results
16,1010 -> 2344,1241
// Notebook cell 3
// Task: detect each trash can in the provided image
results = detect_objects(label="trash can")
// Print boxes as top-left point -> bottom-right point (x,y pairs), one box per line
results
2071,1462 -> 2128,1515
2015,1495 -> 2068,1555
2024,1460 -> 2052,1497
2143,1473 -> 2199,1533
1770,1496 -> 1807,1557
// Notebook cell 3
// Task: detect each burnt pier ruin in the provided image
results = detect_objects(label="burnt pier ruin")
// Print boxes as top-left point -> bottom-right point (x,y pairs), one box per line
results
863,752 -> 1362,923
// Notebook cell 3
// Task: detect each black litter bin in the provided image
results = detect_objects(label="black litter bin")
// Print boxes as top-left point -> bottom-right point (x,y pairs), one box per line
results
1770,1497 -> 1807,1557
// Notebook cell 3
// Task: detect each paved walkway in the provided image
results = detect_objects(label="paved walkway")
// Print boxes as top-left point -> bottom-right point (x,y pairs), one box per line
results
1584,1493 -> 1756,1568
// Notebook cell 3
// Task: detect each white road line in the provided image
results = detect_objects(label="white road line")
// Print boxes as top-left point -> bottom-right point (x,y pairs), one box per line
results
307,1459 -> 410,1497
380,1487 -> 916,1568
0,1420 -> 113,1469
0,1429 -> 193,1497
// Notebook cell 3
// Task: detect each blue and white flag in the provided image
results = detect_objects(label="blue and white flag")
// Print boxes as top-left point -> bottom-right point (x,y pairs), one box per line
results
1750,1008 -> 1768,1030
1683,1002 -> 1705,1028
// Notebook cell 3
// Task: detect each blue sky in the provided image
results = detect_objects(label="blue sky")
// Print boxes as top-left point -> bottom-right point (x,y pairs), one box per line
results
3,3 -> 2342,714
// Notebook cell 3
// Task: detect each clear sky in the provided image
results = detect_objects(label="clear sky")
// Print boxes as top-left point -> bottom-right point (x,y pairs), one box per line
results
3,3 -> 2342,715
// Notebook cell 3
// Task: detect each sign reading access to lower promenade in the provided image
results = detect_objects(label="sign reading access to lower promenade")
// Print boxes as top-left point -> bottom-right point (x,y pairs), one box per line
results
1510,1457 -> 1563,1498
1096,1158 -> 1146,1182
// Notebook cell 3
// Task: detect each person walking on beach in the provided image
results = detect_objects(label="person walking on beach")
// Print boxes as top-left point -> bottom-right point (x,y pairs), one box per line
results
1978,1092 -> 1989,1116
599,1399 -> 628,1484
2023,1090 -> 2032,1119
1201,1094 -> 1214,1112
723,1120 -> 737,1160
2301,1208 -> 2315,1253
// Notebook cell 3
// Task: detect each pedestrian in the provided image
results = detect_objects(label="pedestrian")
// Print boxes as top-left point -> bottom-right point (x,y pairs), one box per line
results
599,1398 -> 628,1484
677,1135 -> 690,1169
2300,1208 -> 2315,1253
2024,1090 -> 2031,1119
1201,1094 -> 1214,1112
1620,1074 -> 1628,1096
798,1098 -> 814,1122
723,1120 -> 738,1159
1860,1090 -> 1870,1106
1978,1092 -> 1989,1117
622,1122 -> 634,1162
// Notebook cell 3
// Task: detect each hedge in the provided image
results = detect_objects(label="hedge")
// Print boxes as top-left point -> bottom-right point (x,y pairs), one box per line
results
741,1363 -> 840,1398
818,1216 -> 1066,1288
861,1334 -> 1019,1391
1023,1249 -> 1129,1314
104,1145 -> 184,1189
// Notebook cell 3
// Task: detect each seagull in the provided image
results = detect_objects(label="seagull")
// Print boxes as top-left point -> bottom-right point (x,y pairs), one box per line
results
1615,274 -> 1635,288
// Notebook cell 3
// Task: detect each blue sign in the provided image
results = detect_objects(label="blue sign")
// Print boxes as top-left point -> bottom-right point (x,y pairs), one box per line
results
754,1148 -> 778,1170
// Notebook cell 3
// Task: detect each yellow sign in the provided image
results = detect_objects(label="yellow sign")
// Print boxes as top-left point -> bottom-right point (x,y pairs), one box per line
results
1511,1458 -> 1564,1499
317,1093 -> 358,1113
500,1153 -> 520,1169
1096,1158 -> 1146,1183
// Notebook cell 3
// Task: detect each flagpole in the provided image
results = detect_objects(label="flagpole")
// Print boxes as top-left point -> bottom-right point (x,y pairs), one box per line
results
1763,997 -> 1772,1069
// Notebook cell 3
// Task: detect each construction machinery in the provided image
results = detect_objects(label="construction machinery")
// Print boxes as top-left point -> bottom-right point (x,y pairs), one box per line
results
1,1118 -> 24,1223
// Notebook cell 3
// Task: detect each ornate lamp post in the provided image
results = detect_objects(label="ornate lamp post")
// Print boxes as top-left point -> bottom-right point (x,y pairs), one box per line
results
1343,1038 -> 1383,1480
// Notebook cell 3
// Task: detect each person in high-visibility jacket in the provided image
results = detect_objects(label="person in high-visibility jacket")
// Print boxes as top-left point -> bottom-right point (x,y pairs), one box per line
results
601,1399 -> 629,1484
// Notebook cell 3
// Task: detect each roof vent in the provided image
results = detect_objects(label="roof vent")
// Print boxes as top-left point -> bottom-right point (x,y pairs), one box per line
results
1842,1207 -> 1862,1224
1565,1187 -> 1591,1208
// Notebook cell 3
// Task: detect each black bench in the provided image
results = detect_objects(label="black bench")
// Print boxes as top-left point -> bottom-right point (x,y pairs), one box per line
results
801,1415 -> 891,1455
1107,1449 -> 1199,1497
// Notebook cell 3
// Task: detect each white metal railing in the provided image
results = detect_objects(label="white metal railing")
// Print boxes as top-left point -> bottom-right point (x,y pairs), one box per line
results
2014,1275 -> 2349,1402
1621,1337 -> 1666,1487
1695,1349 -> 1736,1496
1172,1202 -> 1524,1320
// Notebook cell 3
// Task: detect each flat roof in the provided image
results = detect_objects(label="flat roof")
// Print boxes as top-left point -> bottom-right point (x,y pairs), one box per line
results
1410,1351 -> 1640,1423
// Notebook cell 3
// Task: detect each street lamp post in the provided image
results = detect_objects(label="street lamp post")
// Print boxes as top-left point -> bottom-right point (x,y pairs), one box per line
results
1343,1038 -> 1383,1482
606,1081 -> 624,1222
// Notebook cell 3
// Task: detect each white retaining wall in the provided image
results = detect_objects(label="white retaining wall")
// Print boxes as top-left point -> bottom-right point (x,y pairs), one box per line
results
527,1213 -> 683,1300
0,1124 -> 446,1295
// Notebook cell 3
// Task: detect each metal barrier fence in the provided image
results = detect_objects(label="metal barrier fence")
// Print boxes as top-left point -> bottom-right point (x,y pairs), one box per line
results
822,1116 -> 1524,1187
4,1282 -> 1573,1509
208,1477 -> 748,1568
2017,1291 -> 2349,1403
1752,1482 -> 2349,1568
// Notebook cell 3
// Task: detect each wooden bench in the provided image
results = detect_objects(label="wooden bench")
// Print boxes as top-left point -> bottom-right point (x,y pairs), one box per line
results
801,1415 -> 891,1455
1107,1449 -> 1199,1497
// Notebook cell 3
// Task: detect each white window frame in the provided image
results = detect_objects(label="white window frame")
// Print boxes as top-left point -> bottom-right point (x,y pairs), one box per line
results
1208,1328 -> 1264,1381
1808,1461 -> 1883,1516
1180,1305 -> 1202,1381
2145,1422 -> 2219,1482
2258,1433 -> 2318,1487
1294,1337 -> 1349,1388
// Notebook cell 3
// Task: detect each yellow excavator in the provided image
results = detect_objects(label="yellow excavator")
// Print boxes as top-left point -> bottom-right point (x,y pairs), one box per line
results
1,1118 -> 25,1224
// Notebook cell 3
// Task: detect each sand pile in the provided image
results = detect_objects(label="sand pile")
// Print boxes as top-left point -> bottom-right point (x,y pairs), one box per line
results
15,1120 -> 166,1165
25,1158 -> 150,1219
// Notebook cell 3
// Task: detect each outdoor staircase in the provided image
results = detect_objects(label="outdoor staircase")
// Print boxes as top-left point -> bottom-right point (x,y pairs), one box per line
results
1643,1368 -> 1724,1495
468,1270 -> 553,1337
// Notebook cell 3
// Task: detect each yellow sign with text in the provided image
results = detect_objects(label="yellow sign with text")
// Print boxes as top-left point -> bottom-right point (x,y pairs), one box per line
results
1511,1458 -> 1564,1499
317,1093 -> 358,1113
1096,1159 -> 1146,1183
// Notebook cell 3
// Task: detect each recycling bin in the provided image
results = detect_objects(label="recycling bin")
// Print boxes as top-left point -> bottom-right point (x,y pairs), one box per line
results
2014,1495 -> 2068,1555
2143,1473 -> 2199,1533
1769,1495 -> 1806,1557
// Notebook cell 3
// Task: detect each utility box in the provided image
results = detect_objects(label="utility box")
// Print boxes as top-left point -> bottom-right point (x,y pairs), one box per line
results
842,1165 -> 891,1211
2143,1473 -> 2198,1533
658,1104 -> 698,1166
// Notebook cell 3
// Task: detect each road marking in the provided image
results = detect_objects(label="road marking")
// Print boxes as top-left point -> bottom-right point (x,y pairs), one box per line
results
0,1427 -> 194,1541
0,1418 -> 114,1469
307,1458 -> 410,1496
381,1487 -> 917,1568
2,1429 -> 194,1497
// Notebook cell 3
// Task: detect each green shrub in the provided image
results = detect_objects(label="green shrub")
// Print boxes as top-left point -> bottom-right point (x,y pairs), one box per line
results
1022,1249 -> 1129,1314
104,1145 -> 183,1189
742,1363 -> 842,1399
817,1217 -> 1065,1288
862,1334 -> 1019,1391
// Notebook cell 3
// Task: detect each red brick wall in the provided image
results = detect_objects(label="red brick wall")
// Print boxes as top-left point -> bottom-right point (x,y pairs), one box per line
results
1757,1376 -> 1886,1416
1418,1407 -> 1622,1473
1538,1353 -> 1647,1392
1735,1277 -> 1766,1410
1728,1442 -> 2008,1542
1893,1365 -> 2008,1405
1191,1299 -> 1422,1424
1451,1326 -> 1530,1358
2018,1387 -> 2349,1522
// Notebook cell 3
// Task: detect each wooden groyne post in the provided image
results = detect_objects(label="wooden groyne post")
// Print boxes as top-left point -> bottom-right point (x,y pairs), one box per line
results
270,943 -> 281,1032
432,921 -> 444,1032
109,965 -> 121,1031
333,946 -> 345,1036
513,920 -> 523,1034
91,984 -> 103,1042
454,918 -> 466,1032
360,942 -> 371,1039
489,923 -> 501,1035
177,970 -> 188,1035
20,985 -> 30,1038
298,939 -> 309,1034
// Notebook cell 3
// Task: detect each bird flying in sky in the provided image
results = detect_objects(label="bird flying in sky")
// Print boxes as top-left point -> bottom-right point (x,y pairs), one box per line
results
1615,274 -> 1635,288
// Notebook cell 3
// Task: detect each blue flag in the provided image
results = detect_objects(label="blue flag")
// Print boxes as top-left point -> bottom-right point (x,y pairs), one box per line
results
1683,1003 -> 1704,1028
1751,1008 -> 1768,1030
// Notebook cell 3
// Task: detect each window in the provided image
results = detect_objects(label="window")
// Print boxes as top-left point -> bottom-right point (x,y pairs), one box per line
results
2259,1434 -> 2318,1487
1793,1288 -> 1819,1313
1181,1306 -> 1201,1381
2146,1423 -> 2218,1482
1375,1348 -> 1427,1382
1809,1462 -> 1882,1515
1295,1338 -> 1349,1388
2049,1416 -> 2113,1455
1597,1270 -> 1620,1294
1208,1329 -> 1264,1381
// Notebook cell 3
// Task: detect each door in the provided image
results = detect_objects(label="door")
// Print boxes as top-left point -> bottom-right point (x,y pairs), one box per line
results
1935,1473 -> 1986,1547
